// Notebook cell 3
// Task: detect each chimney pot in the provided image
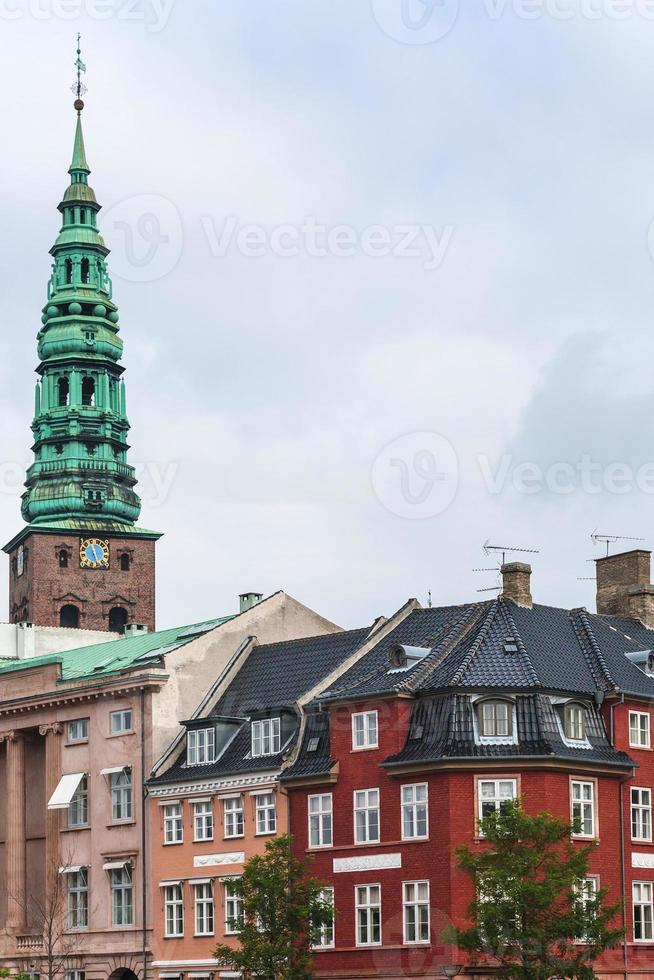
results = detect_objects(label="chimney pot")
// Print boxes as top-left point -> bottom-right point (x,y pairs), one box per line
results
239,592 -> 263,614
595,549 -> 651,618
501,562 -> 532,608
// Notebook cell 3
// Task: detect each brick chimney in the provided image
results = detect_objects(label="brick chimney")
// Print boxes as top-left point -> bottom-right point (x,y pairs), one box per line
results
596,550 -> 652,620
501,562 -> 532,608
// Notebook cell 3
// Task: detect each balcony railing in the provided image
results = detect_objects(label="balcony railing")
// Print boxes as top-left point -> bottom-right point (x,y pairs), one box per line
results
16,935 -> 44,950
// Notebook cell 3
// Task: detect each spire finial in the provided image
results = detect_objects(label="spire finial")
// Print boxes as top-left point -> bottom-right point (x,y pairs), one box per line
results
71,34 -> 87,113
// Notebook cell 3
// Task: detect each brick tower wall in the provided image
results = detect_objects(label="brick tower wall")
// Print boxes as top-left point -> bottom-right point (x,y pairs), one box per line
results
8,531 -> 156,631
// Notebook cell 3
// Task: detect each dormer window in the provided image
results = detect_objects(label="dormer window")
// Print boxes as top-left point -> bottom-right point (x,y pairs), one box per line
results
478,700 -> 513,738
251,718 -> 281,758
187,727 -> 216,766
564,703 -> 586,741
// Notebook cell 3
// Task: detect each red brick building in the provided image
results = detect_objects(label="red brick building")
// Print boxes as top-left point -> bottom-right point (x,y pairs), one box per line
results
283,553 -> 654,979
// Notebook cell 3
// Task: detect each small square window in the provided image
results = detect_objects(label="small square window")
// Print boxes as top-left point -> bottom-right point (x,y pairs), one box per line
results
110,709 -> 132,734
68,719 -> 89,743
352,711 -> 378,750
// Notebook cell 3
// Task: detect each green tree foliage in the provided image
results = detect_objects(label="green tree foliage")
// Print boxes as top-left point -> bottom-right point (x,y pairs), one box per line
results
214,834 -> 333,980
447,799 -> 623,979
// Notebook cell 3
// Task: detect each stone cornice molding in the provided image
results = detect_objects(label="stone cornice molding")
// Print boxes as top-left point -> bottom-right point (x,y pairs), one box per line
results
149,770 -> 280,799
0,671 -> 166,719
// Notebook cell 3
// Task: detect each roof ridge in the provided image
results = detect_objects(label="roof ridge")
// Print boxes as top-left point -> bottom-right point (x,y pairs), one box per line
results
501,601 -> 540,687
397,605 -> 486,693
569,607 -> 617,691
448,598 -> 501,687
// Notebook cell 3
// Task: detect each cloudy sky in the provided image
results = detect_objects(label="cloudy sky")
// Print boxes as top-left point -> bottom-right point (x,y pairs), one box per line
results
1,0 -> 654,630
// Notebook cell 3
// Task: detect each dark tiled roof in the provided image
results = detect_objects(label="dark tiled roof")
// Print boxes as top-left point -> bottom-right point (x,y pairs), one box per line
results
282,711 -> 333,781
383,693 -> 634,770
151,627 -> 370,785
214,628 -> 371,717
319,600 -> 654,701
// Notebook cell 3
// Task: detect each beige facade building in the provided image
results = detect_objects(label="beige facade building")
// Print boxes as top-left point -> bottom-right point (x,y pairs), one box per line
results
0,592 -> 340,980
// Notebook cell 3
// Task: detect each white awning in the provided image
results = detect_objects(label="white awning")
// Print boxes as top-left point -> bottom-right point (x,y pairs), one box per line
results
100,766 -> 129,777
248,789 -> 275,797
103,859 -> 131,871
48,773 -> 85,810
59,865 -> 84,875
217,793 -> 242,801
189,877 -> 212,886
187,973 -> 212,978
188,797 -> 211,804
159,880 -> 183,888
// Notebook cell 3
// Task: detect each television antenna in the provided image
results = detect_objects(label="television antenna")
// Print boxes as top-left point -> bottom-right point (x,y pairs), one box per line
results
482,540 -> 540,565
590,530 -> 645,558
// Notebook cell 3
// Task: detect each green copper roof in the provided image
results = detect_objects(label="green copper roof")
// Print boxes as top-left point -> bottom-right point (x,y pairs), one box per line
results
12,101 -> 160,543
0,616 -> 234,683
69,113 -> 90,174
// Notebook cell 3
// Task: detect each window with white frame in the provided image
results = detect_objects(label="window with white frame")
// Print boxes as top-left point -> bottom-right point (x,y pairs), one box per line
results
478,700 -> 513,737
187,727 -> 216,766
403,880 -> 430,944
224,879 -> 243,935
194,882 -> 214,936
251,718 -> 281,757
111,866 -> 133,927
66,869 -> 88,929
67,719 -> 88,743
223,797 -> 243,838
571,780 -> 596,838
68,776 -> 88,828
110,709 -> 132,734
312,887 -> 334,948
164,883 -> 184,937
255,793 -> 277,835
401,783 -> 428,839
352,710 -> 378,750
564,703 -> 586,741
110,770 -> 132,822
354,788 -> 380,844
632,788 -> 653,842
163,803 -> 183,844
634,881 -> 654,940
574,877 -> 598,941
630,711 -> 651,749
193,800 -> 214,841
478,778 -> 518,823
66,971 -> 85,980
308,794 -> 333,848
355,884 -> 381,946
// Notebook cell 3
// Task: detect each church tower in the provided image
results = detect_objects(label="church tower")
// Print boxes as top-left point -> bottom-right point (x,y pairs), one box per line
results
3,49 -> 161,632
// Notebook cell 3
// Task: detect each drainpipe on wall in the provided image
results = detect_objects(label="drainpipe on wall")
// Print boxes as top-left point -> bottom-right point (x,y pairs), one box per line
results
141,689 -> 148,980
610,692 -> 629,980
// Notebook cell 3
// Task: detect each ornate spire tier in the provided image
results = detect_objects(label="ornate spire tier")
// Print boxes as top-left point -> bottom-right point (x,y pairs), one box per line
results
22,62 -> 141,528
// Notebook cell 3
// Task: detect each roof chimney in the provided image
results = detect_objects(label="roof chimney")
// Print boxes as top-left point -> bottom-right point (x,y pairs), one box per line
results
239,592 -> 263,614
595,550 -> 651,618
501,562 -> 532,608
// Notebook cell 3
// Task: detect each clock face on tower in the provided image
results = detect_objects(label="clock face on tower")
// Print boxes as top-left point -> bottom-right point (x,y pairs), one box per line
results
79,538 -> 110,569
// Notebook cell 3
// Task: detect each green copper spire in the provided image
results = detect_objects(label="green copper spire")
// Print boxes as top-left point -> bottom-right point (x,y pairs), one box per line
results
20,48 -> 143,530
69,113 -> 90,175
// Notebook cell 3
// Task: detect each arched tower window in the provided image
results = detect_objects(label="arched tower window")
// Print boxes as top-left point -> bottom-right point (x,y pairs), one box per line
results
82,377 -> 95,406
60,604 -> 80,629
81,257 -> 90,284
58,549 -> 69,569
65,258 -> 72,285
57,377 -> 69,407
120,554 -> 131,572
109,607 -> 128,634
80,209 -> 86,224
